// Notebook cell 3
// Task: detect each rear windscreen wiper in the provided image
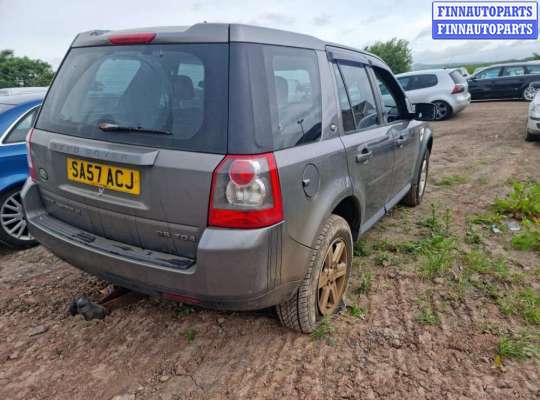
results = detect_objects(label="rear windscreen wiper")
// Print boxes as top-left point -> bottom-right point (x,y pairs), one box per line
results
98,122 -> 172,135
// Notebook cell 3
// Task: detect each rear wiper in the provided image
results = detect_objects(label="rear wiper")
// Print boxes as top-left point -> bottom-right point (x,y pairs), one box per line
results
98,122 -> 172,135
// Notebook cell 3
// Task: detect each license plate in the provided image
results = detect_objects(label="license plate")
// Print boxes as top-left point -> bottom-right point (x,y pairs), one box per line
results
66,157 -> 141,195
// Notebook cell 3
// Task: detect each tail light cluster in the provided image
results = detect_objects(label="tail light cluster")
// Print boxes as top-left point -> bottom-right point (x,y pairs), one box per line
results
208,153 -> 283,229
451,84 -> 466,94
25,128 -> 37,181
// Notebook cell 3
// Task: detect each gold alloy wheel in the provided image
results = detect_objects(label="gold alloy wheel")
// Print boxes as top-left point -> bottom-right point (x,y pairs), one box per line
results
317,237 -> 348,316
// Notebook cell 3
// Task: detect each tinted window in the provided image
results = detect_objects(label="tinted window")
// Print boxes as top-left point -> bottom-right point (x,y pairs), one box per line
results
412,74 -> 438,90
338,63 -> 378,130
450,70 -> 466,84
525,65 -> 540,75
476,68 -> 500,79
332,63 -> 355,132
36,44 -> 228,153
4,108 -> 37,144
373,67 -> 407,123
502,66 -> 525,77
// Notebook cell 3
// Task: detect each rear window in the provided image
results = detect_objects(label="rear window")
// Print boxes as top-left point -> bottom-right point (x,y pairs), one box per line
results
36,44 -> 228,153
449,70 -> 466,84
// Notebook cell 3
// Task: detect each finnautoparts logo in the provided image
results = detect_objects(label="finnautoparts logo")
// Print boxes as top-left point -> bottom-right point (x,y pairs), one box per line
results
433,1 -> 538,39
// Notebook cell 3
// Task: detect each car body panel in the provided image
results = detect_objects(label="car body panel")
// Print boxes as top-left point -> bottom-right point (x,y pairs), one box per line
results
527,91 -> 540,137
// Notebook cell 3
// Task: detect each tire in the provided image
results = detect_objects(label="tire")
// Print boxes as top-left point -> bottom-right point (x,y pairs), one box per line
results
523,86 -> 536,102
277,214 -> 352,333
433,101 -> 451,121
525,130 -> 536,142
0,187 -> 38,249
402,149 -> 430,207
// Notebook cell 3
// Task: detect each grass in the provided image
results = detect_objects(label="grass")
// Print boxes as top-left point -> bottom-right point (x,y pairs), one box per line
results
348,304 -> 366,319
492,181 -> 540,222
433,175 -> 469,187
497,332 -> 540,361
499,288 -> 540,326
312,317 -> 335,339
511,221 -> 540,251
185,328 -> 196,343
417,305 -> 441,326
356,271 -> 373,295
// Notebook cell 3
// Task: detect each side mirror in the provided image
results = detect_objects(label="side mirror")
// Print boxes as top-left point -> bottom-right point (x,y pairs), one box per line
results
411,103 -> 437,121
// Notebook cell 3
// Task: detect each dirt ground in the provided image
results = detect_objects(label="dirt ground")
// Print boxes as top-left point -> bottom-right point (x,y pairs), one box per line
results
1,101 -> 539,400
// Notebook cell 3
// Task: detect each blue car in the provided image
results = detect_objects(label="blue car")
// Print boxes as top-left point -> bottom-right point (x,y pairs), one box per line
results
0,93 -> 44,248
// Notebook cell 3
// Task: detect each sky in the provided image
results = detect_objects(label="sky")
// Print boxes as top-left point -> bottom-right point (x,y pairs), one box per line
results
1,0 -> 539,69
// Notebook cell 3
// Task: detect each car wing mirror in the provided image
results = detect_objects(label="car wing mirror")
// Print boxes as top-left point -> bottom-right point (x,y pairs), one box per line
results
411,103 -> 437,121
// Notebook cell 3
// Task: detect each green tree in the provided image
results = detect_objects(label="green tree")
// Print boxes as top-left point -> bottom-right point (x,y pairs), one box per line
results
0,50 -> 54,88
365,38 -> 412,74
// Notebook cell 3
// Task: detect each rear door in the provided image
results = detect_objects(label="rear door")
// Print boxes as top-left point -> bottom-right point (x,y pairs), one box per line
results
331,58 -> 395,230
495,66 -> 526,98
32,43 -> 229,259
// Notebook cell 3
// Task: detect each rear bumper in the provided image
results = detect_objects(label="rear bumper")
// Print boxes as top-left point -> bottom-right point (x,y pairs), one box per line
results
528,116 -> 540,134
449,93 -> 471,113
22,181 -> 309,311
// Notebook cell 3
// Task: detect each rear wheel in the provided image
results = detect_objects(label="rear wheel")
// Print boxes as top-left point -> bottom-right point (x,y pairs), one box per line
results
523,86 -> 536,101
402,149 -> 430,207
0,187 -> 38,249
277,214 -> 352,333
433,101 -> 451,120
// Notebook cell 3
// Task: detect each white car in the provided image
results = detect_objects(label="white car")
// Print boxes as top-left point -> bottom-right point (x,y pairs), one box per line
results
526,82 -> 540,141
396,69 -> 471,120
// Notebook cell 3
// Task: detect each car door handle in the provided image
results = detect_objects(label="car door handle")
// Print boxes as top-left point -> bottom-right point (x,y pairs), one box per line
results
355,148 -> 373,164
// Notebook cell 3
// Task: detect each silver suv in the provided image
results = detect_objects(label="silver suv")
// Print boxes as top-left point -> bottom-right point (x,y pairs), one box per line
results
23,24 -> 434,333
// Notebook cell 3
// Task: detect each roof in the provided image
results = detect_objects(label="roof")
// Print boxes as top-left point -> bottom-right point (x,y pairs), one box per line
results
396,69 -> 449,77
474,60 -> 540,74
0,93 -> 45,106
71,23 -> 385,65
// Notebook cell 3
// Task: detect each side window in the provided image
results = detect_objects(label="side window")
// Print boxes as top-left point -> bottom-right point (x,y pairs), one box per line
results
502,66 -> 525,77
332,63 -> 355,132
338,62 -> 378,130
414,74 -> 438,89
4,108 -> 38,144
267,47 -> 322,148
526,65 -> 540,75
397,76 -> 411,91
372,67 -> 407,123
476,68 -> 501,80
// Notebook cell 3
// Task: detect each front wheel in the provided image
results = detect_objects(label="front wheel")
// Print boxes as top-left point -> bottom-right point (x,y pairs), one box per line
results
0,187 -> 38,249
402,149 -> 430,207
277,214 -> 352,333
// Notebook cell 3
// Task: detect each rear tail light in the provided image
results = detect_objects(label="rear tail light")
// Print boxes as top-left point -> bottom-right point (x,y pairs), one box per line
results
108,32 -> 156,45
451,84 -> 465,94
208,153 -> 283,229
25,128 -> 37,181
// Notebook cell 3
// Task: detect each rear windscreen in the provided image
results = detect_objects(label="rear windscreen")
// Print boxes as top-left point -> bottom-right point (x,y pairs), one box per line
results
36,44 -> 228,153
449,70 -> 466,84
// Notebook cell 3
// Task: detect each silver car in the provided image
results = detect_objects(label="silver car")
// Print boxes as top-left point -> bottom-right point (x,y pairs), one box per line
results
526,82 -> 540,141
23,24 -> 435,333
396,69 -> 471,120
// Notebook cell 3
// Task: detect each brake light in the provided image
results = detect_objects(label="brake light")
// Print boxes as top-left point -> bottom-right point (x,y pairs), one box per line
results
452,84 -> 465,94
208,153 -> 283,229
25,128 -> 37,181
109,32 -> 156,45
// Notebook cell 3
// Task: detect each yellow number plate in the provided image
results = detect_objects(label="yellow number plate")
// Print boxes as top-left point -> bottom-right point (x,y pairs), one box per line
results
66,157 -> 141,195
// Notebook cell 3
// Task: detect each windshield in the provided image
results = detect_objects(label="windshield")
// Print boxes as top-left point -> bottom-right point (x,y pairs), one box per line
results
36,44 -> 228,153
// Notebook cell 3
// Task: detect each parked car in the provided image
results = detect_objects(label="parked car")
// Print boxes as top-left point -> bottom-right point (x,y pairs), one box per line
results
0,87 -> 48,97
0,93 -> 43,248
396,69 -> 471,120
467,61 -> 540,101
526,82 -> 540,141
23,24 -> 435,333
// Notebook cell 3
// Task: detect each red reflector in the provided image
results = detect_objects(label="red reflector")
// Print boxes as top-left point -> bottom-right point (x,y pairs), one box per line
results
163,293 -> 201,305
109,32 -> 156,45
26,128 -> 37,181
451,84 -> 465,94
229,159 -> 256,186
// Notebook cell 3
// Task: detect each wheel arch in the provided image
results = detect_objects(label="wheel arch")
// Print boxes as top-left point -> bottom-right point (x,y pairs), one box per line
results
331,195 -> 361,242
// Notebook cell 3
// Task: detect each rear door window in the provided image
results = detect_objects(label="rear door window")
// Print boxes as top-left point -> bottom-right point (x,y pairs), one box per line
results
36,44 -> 228,153
502,66 -> 525,77
526,65 -> 540,75
332,64 -> 355,132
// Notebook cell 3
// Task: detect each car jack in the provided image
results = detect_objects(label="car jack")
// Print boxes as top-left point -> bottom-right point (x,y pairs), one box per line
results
68,285 -> 142,321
